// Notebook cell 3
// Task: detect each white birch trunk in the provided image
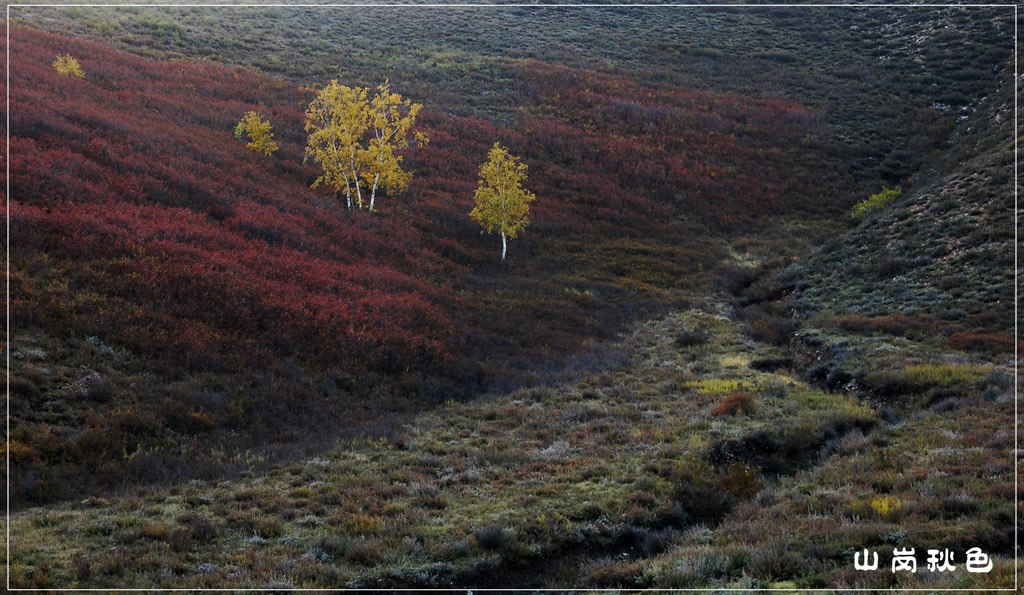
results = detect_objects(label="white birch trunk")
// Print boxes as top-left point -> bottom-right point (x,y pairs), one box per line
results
501,231 -> 507,261
369,172 -> 381,212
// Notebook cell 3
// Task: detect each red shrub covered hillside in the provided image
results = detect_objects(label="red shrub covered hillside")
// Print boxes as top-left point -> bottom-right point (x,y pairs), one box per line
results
7,26 -> 828,503
11,24 -> 821,373
10,27 -> 463,376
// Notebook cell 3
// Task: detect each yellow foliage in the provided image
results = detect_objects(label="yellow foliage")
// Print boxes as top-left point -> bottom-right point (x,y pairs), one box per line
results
869,495 -> 900,517
854,495 -> 903,521
234,111 -> 278,156
305,80 -> 424,211
470,142 -> 536,260
363,81 -> 427,209
684,378 -> 748,395
305,81 -> 368,208
52,54 -> 84,78
2,439 -> 40,464
850,185 -> 901,219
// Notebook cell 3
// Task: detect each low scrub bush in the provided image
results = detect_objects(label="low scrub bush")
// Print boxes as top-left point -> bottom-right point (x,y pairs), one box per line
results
586,559 -> 650,588
189,515 -> 218,542
740,304 -> 798,346
942,332 -> 1013,355
873,256 -> 916,279
329,514 -> 384,537
850,185 -> 901,219
707,393 -> 876,473
836,314 -> 931,337
656,547 -> 730,587
675,483 -> 735,527
748,543 -> 802,580
168,528 -> 193,552
749,356 -> 791,372
473,524 -> 506,551
717,462 -> 763,498
861,363 -> 988,396
712,392 -> 758,416
847,495 -> 904,522
675,328 -> 710,349
686,379 -> 749,395
344,541 -> 382,566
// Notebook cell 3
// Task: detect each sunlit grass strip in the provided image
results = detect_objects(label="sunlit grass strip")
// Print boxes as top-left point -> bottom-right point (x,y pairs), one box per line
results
898,363 -> 990,387
684,378 -> 751,395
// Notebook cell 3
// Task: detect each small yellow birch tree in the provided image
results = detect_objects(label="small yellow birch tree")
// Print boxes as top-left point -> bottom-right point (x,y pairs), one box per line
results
52,54 -> 84,78
363,81 -> 427,212
234,111 -> 279,156
305,81 -> 370,209
470,142 -> 536,262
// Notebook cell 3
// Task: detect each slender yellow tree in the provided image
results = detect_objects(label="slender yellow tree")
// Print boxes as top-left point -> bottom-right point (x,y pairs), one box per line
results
305,81 -> 370,209
363,81 -> 427,212
234,111 -> 279,156
470,142 -> 536,261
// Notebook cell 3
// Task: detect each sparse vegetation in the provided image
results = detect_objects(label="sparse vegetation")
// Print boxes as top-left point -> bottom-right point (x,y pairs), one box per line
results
9,306 -> 1013,588
6,4 -> 1014,590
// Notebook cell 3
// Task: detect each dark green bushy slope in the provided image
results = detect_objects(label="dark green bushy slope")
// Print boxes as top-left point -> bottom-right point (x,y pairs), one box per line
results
787,68 -> 1014,333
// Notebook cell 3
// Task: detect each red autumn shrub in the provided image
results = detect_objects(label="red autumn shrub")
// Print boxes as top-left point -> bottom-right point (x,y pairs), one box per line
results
943,332 -> 1013,356
836,314 -> 932,338
713,392 -> 759,416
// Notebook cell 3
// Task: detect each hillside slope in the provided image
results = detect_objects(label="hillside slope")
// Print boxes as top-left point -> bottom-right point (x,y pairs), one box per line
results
4,6 -> 1017,590
7,24 -> 829,507
17,5 -> 1013,195
790,82 -> 1014,332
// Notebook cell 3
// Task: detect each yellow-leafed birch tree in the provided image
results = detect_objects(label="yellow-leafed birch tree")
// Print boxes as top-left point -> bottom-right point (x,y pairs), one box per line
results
52,54 -> 84,78
470,143 -> 536,262
305,82 -> 369,210
364,81 -> 427,212
305,80 -> 425,211
234,111 -> 279,156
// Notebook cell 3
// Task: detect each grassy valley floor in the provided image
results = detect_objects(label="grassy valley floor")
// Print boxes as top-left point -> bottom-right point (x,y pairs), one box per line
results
9,301 -> 1014,589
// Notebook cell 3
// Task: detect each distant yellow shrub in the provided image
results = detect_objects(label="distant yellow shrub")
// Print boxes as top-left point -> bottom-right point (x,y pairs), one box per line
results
849,494 -> 903,521
234,111 -> 279,156
52,54 -> 85,78
686,379 -> 748,395
2,439 -> 40,464
850,186 -> 901,219
869,495 -> 900,518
